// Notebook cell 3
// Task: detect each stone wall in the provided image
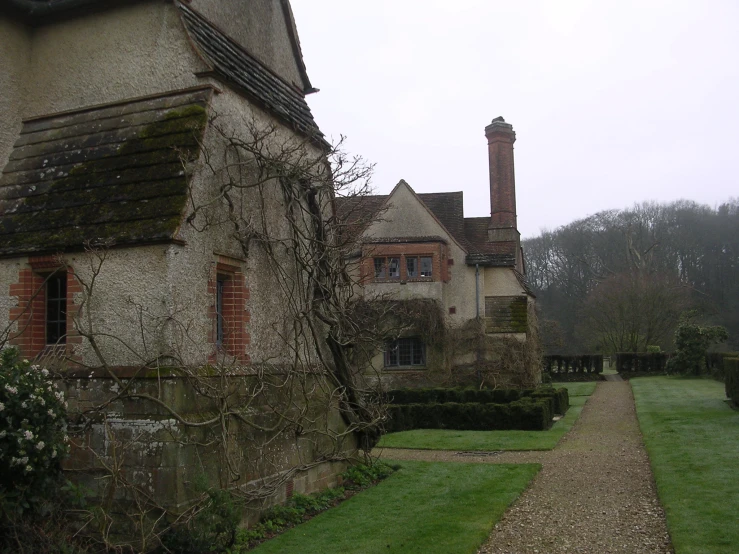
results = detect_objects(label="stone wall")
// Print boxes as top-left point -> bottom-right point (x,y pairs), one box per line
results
60,371 -> 355,522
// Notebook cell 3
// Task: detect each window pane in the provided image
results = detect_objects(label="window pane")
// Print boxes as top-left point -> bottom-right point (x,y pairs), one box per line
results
46,273 -> 67,345
420,256 -> 433,277
412,339 -> 425,365
374,258 -> 386,279
385,342 -> 398,366
398,338 -> 412,365
388,257 -> 400,278
406,256 -> 418,278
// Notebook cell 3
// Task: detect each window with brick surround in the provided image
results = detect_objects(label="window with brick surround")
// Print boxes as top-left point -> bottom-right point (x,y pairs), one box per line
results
209,260 -> 250,363
45,272 -> 67,345
374,257 -> 400,280
384,337 -> 426,368
8,259 -> 81,359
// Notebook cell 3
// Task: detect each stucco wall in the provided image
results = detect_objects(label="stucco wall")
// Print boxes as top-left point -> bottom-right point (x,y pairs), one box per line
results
22,2 -> 208,118
190,0 -> 306,88
0,16 -> 29,168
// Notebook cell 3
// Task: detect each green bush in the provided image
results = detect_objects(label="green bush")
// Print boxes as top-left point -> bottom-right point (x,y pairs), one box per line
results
666,322 -> 728,375
530,386 -> 569,415
388,387 -> 527,405
724,357 -> 739,405
160,486 -> 242,554
0,347 -> 69,517
617,352 -> 670,372
385,398 -> 554,433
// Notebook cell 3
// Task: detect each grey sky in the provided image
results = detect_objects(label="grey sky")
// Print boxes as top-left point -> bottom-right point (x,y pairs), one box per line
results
291,1 -> 739,238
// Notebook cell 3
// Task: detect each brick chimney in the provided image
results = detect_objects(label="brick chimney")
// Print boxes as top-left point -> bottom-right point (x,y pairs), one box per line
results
485,117 -> 518,241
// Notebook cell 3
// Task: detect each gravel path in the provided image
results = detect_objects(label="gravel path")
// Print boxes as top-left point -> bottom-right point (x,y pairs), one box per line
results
376,381 -> 673,554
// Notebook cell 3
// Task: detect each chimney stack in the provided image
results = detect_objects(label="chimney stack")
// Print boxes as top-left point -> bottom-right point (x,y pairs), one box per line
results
485,117 -> 517,240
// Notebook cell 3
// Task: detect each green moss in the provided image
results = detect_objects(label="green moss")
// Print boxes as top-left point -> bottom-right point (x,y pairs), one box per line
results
0,102 -> 208,253
509,297 -> 528,333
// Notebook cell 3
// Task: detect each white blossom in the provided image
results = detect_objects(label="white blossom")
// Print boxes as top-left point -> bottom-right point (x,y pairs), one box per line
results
24,465 -> 32,472
0,402 -> 4,412
35,441 -> 45,451
4,385 -> 18,394
41,368 -> 49,376
0,430 -> 6,438
51,449 -> 57,458
21,401 -> 28,409
48,409 -> 56,418
23,430 -> 34,440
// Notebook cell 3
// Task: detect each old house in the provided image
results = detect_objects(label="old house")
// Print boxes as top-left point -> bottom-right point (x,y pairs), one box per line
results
339,118 -> 538,388
0,0 -> 358,535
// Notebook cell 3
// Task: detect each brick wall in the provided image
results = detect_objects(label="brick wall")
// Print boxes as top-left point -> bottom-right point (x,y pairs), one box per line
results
8,256 -> 82,360
207,257 -> 251,363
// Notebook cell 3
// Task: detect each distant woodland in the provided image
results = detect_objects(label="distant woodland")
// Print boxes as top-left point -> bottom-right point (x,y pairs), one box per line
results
523,199 -> 739,354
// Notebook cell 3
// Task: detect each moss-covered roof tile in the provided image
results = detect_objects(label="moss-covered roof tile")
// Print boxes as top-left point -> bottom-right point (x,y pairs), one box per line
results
0,89 -> 211,257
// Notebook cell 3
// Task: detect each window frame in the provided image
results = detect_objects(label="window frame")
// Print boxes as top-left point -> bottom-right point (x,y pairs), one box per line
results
384,337 -> 426,369
45,271 -> 67,346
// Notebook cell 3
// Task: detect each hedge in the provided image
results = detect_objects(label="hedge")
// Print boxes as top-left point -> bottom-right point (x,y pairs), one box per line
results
725,357 -> 739,405
385,398 -> 554,432
707,352 -> 739,379
386,387 -> 569,414
530,386 -> 569,415
616,352 -> 670,372
543,355 -> 603,374
387,388 -> 525,405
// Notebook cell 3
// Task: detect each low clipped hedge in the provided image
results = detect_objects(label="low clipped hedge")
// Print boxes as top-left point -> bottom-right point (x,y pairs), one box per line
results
387,387 -> 569,415
388,388 -> 525,405
725,357 -> 739,405
385,397 -> 554,432
530,386 -> 569,415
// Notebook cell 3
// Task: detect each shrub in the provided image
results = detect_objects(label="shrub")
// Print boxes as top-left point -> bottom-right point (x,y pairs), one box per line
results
530,386 -> 569,415
725,357 -> 739,405
160,485 -> 242,553
543,355 -> 603,374
667,322 -> 728,375
0,347 -> 69,516
385,398 -> 554,433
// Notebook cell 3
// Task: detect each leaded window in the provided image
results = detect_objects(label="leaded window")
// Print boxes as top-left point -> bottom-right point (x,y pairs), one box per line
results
384,337 -> 426,368
46,273 -> 66,345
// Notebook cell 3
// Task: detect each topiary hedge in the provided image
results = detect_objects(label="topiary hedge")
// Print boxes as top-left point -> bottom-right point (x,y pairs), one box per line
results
530,386 -> 569,415
386,387 -> 568,413
543,355 -> 603,374
387,388 -> 525,405
385,397 -> 555,433
724,357 -> 739,405
616,352 -> 670,373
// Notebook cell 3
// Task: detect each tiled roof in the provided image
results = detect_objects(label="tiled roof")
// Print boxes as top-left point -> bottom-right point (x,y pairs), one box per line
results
335,192 -> 517,267
463,217 -> 517,266
0,88 -> 211,257
178,2 -> 325,145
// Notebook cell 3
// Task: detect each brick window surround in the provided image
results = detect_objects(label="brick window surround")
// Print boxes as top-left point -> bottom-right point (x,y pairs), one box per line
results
8,256 -> 82,359
208,258 -> 250,363
362,242 -> 450,284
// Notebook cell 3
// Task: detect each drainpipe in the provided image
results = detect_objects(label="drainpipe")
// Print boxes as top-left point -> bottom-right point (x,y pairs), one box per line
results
475,264 -> 480,318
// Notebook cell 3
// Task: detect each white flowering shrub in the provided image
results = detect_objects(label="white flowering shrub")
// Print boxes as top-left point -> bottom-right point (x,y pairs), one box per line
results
0,347 -> 69,513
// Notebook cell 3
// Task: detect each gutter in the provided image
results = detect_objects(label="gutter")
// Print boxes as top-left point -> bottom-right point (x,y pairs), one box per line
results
475,263 -> 480,319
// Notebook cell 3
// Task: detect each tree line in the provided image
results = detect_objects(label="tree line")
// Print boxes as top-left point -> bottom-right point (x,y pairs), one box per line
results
523,199 -> 739,354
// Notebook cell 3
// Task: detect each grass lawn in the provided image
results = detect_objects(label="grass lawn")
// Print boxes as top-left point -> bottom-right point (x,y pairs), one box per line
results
377,393 -> 590,451
552,381 -> 597,397
250,460 -> 540,554
631,377 -> 739,554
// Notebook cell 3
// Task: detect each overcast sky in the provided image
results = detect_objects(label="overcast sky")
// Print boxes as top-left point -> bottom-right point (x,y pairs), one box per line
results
291,0 -> 739,238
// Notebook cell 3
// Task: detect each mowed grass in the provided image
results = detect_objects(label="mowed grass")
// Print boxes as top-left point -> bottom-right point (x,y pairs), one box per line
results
631,377 -> 739,554
378,382 -> 595,451
250,460 -> 540,554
